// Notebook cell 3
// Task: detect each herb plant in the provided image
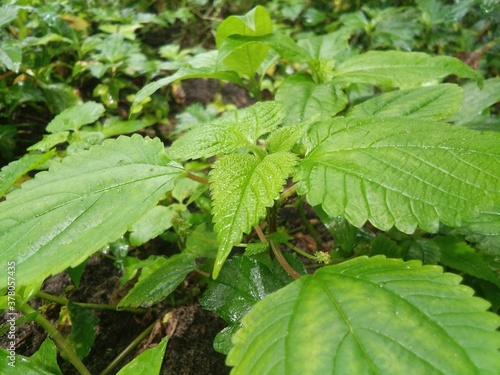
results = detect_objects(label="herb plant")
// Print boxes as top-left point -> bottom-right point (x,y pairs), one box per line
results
1,3 -> 499,374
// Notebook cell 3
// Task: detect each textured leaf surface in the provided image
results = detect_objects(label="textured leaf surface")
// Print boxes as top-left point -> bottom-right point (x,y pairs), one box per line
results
215,5 -> 272,77
333,51 -> 482,88
218,33 -> 310,63
129,205 -> 178,246
116,336 -> 168,375
296,117 -> 500,233
210,152 -> 297,277
448,77 -> 500,125
264,118 -> 312,155
275,74 -> 347,124
0,135 -> 183,290
0,151 -> 55,196
455,208 -> 500,254
46,101 -> 105,132
433,237 -> 500,287
0,39 -> 22,73
296,30 -> 350,61
132,63 -> 244,113
118,253 -> 196,308
200,256 -> 294,324
348,84 -> 463,119
228,256 -> 500,375
0,338 -> 62,375
67,302 -> 100,359
168,101 -> 285,160
201,254 -> 305,354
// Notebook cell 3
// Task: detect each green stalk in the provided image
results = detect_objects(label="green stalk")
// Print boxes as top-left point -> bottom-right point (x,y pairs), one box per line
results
37,291 -> 148,314
19,303 -> 91,375
285,242 -> 318,261
99,321 -> 156,375
278,184 -> 297,204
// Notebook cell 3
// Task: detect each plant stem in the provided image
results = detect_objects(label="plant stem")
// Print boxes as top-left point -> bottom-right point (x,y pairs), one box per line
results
285,242 -> 318,261
19,303 -> 91,375
270,241 -> 301,280
36,291 -> 148,314
185,171 -> 209,185
253,225 -> 267,243
254,225 -> 301,279
278,183 -> 297,204
99,321 -> 157,375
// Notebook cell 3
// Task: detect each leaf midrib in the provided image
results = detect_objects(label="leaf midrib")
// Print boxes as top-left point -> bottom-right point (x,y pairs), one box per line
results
314,272 -> 475,372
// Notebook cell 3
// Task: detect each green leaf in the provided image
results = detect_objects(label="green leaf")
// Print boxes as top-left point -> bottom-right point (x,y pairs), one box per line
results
333,51 -> 482,89
214,325 -> 240,355
210,151 -> 297,277
266,121 -> 311,154
455,208 -> 500,254
215,6 -> 272,77
244,242 -> 269,256
0,338 -> 63,375
448,77 -> 500,125
348,84 -> 464,120
219,33 -> 310,64
185,223 -> 219,258
42,83 -> 81,114
0,39 -> 22,73
228,256 -> 500,374
370,234 -> 402,258
132,63 -> 244,114
406,238 -> 441,264
433,237 -> 500,287
116,336 -> 168,375
67,301 -> 100,359
296,117 -> 500,233
215,6 -> 273,47
118,253 -> 196,308
275,74 -> 347,125
296,30 -> 351,61
100,118 -> 155,138
27,132 -> 69,152
168,101 -> 285,160
129,205 -> 179,246
0,151 -> 55,196
315,207 -> 358,253
0,135 -> 183,290
0,5 -> 19,28
46,101 -> 105,133
200,256 -> 286,324
201,255 -> 302,354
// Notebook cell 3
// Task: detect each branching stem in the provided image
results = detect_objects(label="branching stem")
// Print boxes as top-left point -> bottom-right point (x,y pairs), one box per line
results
19,303 -> 91,375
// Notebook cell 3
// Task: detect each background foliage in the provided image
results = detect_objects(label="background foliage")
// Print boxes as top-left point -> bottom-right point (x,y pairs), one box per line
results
1,0 -> 499,374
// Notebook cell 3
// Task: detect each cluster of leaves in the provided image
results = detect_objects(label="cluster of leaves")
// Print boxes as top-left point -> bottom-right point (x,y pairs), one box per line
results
1,1 -> 500,374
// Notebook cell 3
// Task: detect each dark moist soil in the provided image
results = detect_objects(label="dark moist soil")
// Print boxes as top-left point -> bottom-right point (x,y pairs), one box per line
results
0,254 -> 230,375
